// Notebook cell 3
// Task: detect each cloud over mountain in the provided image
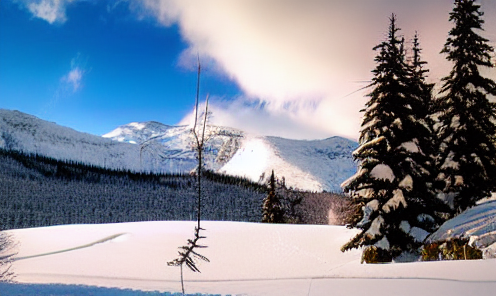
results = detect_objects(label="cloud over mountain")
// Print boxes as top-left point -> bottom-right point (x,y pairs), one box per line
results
134,0 -> 482,140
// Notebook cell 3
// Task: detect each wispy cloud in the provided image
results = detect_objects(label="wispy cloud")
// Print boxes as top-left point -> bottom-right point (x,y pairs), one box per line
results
40,54 -> 87,116
61,54 -> 86,92
62,67 -> 83,91
25,0 -> 70,24
179,95 -> 366,140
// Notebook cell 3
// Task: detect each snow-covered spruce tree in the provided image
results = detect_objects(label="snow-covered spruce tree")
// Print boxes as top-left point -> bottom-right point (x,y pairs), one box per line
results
434,0 -> 496,215
341,15 -> 440,261
262,170 -> 284,223
410,32 -> 436,135
408,32 -> 440,194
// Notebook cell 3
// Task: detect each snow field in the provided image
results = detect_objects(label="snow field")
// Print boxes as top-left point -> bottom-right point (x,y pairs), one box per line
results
5,221 -> 496,295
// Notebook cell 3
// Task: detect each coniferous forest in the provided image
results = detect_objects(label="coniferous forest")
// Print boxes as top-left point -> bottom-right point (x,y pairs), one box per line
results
0,148 -> 347,230
0,148 -> 266,229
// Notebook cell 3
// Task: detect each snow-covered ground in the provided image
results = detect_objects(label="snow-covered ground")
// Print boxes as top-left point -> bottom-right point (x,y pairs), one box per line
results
4,213 -> 496,296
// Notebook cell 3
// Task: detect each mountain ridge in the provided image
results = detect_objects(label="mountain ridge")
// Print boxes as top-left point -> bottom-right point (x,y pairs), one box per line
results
0,108 -> 357,191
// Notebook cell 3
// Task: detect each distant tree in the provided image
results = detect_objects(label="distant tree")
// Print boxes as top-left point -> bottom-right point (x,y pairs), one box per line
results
434,0 -> 496,214
341,15 -> 440,261
276,183 -> 303,224
262,170 -> 284,223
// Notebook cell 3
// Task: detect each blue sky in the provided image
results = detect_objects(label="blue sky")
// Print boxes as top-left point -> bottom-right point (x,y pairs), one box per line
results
0,0 -> 241,136
1,0 -> 495,140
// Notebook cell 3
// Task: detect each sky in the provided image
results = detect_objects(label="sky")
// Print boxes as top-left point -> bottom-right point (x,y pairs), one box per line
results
0,0 -> 495,141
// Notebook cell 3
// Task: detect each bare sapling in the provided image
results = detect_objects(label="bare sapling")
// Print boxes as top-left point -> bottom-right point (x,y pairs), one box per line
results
167,56 -> 210,295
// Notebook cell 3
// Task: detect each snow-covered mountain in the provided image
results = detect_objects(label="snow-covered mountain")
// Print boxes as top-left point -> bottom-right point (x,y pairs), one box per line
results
0,109 -> 141,171
0,109 -> 357,192
103,120 -> 358,192
102,121 -> 245,174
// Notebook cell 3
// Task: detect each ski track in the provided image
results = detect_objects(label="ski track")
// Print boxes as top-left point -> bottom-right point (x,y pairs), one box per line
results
13,233 -> 126,261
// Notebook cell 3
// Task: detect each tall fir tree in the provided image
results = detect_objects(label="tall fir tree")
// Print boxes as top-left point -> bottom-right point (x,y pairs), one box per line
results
408,32 -> 438,193
262,170 -> 284,223
410,32 -> 435,125
341,15 -> 439,260
435,0 -> 496,214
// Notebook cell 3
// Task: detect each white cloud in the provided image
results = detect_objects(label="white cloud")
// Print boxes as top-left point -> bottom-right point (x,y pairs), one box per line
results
130,0 -> 492,140
41,54 -> 86,115
179,94 -> 367,140
136,0 -> 495,140
26,0 -> 70,24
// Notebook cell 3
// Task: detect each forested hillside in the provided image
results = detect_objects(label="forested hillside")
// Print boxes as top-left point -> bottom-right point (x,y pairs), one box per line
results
0,148 -> 346,230
0,148 -> 266,230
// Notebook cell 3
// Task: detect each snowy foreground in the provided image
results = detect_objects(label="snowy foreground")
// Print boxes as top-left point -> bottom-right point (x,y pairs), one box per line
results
3,220 -> 496,296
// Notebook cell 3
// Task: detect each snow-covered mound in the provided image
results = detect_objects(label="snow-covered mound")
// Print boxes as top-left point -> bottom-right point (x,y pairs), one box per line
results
427,200 -> 496,258
5,221 -> 496,295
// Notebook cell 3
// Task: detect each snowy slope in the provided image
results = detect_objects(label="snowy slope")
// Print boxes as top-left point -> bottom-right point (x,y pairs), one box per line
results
5,221 -> 496,296
0,109 -> 141,171
104,121 -> 357,192
265,136 -> 357,192
103,121 -> 244,173
0,109 -> 357,191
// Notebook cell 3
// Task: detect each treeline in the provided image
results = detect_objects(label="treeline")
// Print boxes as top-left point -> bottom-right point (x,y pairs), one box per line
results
0,148 -> 267,230
262,170 -> 355,225
0,148 -> 344,230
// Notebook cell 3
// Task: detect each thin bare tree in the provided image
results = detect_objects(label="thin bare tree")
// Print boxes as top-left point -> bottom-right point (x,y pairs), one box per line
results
0,232 -> 16,282
168,56 -> 210,295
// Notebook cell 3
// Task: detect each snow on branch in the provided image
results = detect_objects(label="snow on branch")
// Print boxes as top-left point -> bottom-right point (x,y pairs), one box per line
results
353,136 -> 386,156
340,168 -> 368,189
370,164 -> 395,182
398,175 -> 413,191
398,141 -> 420,154
382,189 -> 407,213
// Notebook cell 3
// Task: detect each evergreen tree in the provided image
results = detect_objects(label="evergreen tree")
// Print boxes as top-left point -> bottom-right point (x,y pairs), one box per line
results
262,170 -> 283,223
408,32 -> 439,195
341,15 -> 439,260
435,0 -> 496,214
410,32 -> 435,126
